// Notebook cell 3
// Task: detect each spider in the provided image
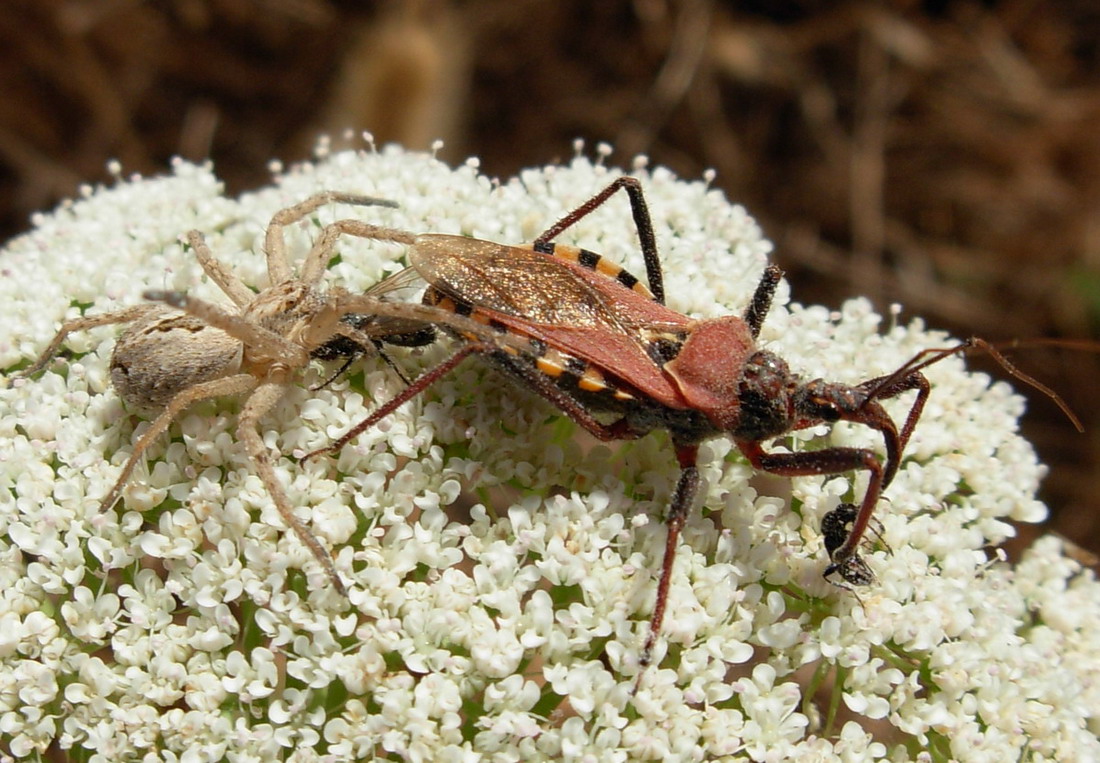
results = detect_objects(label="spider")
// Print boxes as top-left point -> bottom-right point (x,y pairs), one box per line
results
19,191 -> 507,595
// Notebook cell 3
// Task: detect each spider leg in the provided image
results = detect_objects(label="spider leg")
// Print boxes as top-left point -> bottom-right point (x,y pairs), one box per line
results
100,373 -> 257,511
186,230 -> 254,307
19,305 -> 160,377
144,291 -> 310,369
299,219 -> 417,286
265,192 -> 397,285
238,379 -> 347,594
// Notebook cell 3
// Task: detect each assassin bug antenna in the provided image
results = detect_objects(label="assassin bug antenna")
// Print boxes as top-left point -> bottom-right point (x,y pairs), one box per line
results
301,177 -> 1081,683
863,337 -> 1083,433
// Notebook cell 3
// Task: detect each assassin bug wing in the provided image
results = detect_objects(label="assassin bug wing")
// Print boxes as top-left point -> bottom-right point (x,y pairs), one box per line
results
411,235 -> 634,330
365,262 -> 428,300
465,302 -> 692,408
412,234 -> 696,407
412,235 -> 684,330
409,234 -> 692,350
524,242 -> 657,301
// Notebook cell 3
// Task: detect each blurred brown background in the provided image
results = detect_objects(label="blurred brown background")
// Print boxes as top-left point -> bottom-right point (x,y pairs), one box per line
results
2,0 -> 1098,559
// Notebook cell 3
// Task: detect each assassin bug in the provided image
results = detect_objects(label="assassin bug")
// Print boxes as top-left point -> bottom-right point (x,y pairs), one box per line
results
18,191 -> 518,595
302,177 -> 1078,670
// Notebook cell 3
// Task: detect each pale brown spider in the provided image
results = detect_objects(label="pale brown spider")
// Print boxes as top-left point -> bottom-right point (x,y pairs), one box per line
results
20,192 -> 508,595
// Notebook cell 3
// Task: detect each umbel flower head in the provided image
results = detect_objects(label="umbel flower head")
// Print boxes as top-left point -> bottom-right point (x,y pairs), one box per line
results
1,140 -> 1098,759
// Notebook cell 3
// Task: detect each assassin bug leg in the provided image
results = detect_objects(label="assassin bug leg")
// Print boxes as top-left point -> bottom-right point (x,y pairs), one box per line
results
744,264 -> 783,339
816,336 -> 1083,586
533,176 -> 666,303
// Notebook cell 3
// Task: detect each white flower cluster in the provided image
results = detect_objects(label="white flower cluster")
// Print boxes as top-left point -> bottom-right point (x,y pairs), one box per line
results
1,141 -> 1098,759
